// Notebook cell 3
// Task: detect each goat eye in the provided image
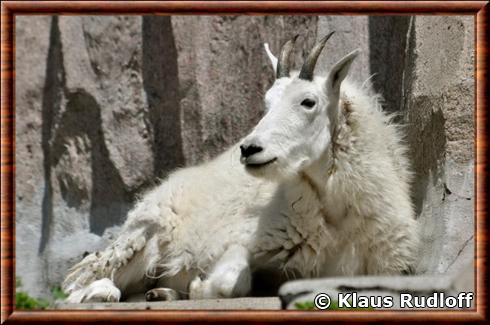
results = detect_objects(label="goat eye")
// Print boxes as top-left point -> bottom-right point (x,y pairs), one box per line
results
300,98 -> 316,109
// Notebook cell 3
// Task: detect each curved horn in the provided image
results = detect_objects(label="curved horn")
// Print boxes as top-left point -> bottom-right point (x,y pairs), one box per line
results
276,34 -> 299,79
299,31 -> 335,81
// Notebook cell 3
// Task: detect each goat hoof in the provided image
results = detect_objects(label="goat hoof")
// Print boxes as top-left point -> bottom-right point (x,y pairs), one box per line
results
80,278 -> 121,303
145,288 -> 180,301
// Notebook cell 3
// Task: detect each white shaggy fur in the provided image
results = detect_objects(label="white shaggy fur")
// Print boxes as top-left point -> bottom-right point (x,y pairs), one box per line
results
63,40 -> 419,303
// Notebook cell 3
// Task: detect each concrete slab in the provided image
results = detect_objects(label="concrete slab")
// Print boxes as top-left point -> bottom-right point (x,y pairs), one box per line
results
55,297 -> 281,310
279,263 -> 475,310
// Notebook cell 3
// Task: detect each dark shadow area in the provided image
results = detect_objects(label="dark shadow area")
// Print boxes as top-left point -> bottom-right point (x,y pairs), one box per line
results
251,269 -> 301,297
369,17 -> 422,217
49,90 -> 133,235
39,16 -> 64,253
142,16 -> 185,178
368,16 -> 411,114
400,21 -> 447,218
370,17 -> 447,218
39,17 -> 133,240
406,97 -> 447,218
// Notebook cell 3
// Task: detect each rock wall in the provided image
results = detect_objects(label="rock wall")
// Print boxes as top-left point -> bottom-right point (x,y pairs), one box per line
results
15,15 -> 474,298
401,16 -> 474,275
369,16 -> 474,276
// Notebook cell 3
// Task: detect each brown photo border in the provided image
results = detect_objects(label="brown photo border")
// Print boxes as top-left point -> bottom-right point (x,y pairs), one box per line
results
1,1 -> 488,323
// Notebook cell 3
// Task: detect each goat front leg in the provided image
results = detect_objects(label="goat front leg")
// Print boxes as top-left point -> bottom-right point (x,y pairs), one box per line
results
63,180 -> 179,303
65,278 -> 121,303
63,227 -> 149,303
189,244 -> 251,299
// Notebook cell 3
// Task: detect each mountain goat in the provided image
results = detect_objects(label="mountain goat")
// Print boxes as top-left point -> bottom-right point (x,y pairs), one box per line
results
63,33 -> 419,303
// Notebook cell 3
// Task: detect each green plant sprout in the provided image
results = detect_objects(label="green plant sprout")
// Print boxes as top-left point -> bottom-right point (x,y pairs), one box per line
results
294,299 -> 374,311
15,277 -> 68,310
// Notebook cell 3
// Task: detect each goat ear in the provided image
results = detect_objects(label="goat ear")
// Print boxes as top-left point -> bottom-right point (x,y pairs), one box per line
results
326,49 -> 361,94
264,43 -> 278,75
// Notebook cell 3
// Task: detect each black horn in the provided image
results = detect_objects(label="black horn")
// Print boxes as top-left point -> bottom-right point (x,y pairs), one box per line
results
276,34 -> 299,79
299,31 -> 335,81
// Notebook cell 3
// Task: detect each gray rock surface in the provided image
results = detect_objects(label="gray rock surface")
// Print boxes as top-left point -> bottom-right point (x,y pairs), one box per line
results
55,297 -> 281,310
15,15 -> 474,303
317,16 -> 370,80
15,15 -> 52,300
399,16 -> 474,275
279,262 -> 474,310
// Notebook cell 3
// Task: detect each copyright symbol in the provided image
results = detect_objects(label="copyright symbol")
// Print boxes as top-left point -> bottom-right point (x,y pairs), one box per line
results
314,293 -> 331,310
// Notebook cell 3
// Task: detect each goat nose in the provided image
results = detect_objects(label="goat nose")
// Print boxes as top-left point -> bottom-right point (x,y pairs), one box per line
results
240,144 -> 263,158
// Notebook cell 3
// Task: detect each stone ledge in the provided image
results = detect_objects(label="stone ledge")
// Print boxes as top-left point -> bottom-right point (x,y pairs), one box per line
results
279,263 -> 474,310
55,297 -> 281,310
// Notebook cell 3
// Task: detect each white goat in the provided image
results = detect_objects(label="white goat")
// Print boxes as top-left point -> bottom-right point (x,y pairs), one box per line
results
63,33 -> 419,303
